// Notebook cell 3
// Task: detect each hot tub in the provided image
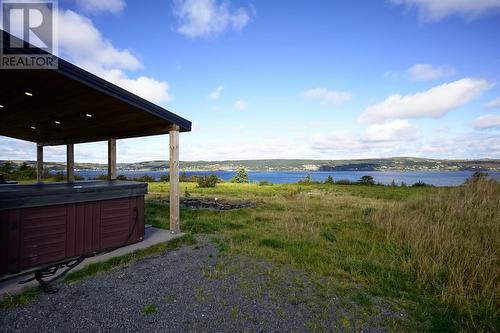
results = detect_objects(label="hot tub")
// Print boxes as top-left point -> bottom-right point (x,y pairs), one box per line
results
0,181 -> 147,277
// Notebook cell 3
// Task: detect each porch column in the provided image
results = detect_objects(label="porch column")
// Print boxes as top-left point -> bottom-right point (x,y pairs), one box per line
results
169,125 -> 180,233
107,138 -> 116,180
67,143 -> 75,183
36,143 -> 43,183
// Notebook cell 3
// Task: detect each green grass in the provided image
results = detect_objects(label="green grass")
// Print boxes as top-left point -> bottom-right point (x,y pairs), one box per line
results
143,303 -> 157,315
145,181 -> 496,332
64,233 -> 197,283
0,288 -> 40,309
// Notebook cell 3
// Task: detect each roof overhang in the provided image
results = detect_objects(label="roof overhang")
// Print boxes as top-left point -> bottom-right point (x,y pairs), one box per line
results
0,30 -> 191,146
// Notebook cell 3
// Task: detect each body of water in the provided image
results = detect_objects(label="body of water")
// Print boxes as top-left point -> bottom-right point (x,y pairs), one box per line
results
68,170 -> 500,187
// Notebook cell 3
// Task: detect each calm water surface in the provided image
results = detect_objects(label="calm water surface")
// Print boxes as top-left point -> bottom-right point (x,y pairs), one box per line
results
71,170 -> 500,186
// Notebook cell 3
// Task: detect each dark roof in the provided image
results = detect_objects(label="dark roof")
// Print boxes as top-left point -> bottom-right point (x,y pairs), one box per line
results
0,30 -> 191,146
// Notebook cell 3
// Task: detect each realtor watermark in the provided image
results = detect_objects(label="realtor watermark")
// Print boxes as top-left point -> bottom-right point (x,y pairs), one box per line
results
1,0 -> 58,69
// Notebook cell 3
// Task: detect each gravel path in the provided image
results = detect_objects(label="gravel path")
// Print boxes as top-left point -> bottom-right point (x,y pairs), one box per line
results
0,236 -> 408,332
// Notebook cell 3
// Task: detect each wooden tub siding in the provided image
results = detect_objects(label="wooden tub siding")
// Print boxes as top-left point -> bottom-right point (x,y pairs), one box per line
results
0,196 -> 144,276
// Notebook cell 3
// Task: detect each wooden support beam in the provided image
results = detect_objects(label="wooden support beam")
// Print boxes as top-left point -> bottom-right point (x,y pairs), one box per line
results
169,125 -> 180,233
36,144 -> 43,183
107,139 -> 117,180
66,143 -> 75,183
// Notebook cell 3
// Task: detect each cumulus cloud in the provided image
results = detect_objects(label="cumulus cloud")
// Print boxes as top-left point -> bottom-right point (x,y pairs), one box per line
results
359,78 -> 493,123
486,97 -> 500,109
234,99 -> 247,110
303,88 -> 352,105
58,10 -> 140,70
98,69 -> 172,104
471,114 -> 500,129
173,0 -> 252,38
364,120 -> 419,142
408,64 -> 456,81
57,10 -> 172,103
207,85 -> 224,100
75,0 -> 126,14
391,0 -> 500,22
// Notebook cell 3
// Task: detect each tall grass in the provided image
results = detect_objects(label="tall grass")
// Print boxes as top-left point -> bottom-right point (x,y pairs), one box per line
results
373,179 -> 500,331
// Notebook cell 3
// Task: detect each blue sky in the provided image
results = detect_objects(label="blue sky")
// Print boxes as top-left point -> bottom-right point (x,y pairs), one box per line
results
1,0 -> 500,162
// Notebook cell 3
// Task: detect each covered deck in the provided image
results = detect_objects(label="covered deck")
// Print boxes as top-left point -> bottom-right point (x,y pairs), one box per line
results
0,30 -> 191,281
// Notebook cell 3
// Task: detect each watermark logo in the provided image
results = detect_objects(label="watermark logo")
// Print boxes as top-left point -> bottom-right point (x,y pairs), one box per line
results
1,0 -> 58,69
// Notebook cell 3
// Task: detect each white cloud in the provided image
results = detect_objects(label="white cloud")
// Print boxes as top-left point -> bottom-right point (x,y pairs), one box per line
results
471,114 -> 500,129
173,0 -> 251,38
408,64 -> 456,81
391,0 -> 500,22
486,97 -> 500,109
303,88 -> 352,105
364,120 -> 419,142
207,85 -> 224,100
58,10 -> 140,70
75,0 -> 126,14
99,69 -> 172,103
57,10 -> 172,103
359,78 -> 493,123
234,99 -> 247,110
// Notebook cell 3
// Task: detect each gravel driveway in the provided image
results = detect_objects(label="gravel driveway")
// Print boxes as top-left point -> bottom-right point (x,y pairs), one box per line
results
0,236 -> 408,332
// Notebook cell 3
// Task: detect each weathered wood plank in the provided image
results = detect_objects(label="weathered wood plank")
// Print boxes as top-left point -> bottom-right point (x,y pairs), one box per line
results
36,144 -> 43,183
67,143 -> 75,183
108,139 -> 117,180
169,126 -> 180,233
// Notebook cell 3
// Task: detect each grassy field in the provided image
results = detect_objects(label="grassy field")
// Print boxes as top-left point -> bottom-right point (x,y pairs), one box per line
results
145,180 -> 498,332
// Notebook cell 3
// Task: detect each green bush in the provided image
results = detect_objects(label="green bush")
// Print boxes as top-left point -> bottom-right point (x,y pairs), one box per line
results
411,181 -> 433,187
258,180 -> 271,186
358,175 -> 375,185
335,179 -> 356,185
298,174 -> 320,185
132,175 -> 156,182
197,174 -> 219,188
465,171 -> 488,185
231,168 -> 249,183
116,175 -> 128,181
324,176 -> 334,185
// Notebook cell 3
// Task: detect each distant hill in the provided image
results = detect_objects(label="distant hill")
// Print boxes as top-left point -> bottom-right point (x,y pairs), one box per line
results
2,157 -> 500,172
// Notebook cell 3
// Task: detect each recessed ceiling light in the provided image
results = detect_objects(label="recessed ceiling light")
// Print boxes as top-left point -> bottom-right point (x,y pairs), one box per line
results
30,126 -> 36,130
0,105 -> 4,108
25,92 -> 33,97
54,120 -> 61,125
85,113 -> 92,118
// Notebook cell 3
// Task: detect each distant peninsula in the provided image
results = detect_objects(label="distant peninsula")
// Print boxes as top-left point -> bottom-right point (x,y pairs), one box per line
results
2,157 -> 500,172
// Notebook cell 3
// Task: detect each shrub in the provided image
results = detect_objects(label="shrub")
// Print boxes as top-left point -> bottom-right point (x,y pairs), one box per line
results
324,176 -> 334,185
358,175 -> 375,185
465,171 -> 488,184
95,174 -> 108,181
132,175 -> 155,182
184,187 -> 191,198
231,168 -> 249,183
411,181 -> 433,187
116,175 -> 128,181
197,174 -> 219,188
258,180 -> 271,186
298,174 -> 320,185
52,172 -> 66,182
160,174 -> 169,182
335,179 -> 355,185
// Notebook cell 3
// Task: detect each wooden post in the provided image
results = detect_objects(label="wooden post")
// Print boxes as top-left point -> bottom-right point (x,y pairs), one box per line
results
107,139 -> 117,180
169,125 -> 180,233
36,143 -> 43,183
67,143 -> 75,183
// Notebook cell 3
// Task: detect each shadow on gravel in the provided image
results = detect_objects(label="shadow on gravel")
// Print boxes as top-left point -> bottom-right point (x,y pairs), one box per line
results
0,236 -> 411,333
